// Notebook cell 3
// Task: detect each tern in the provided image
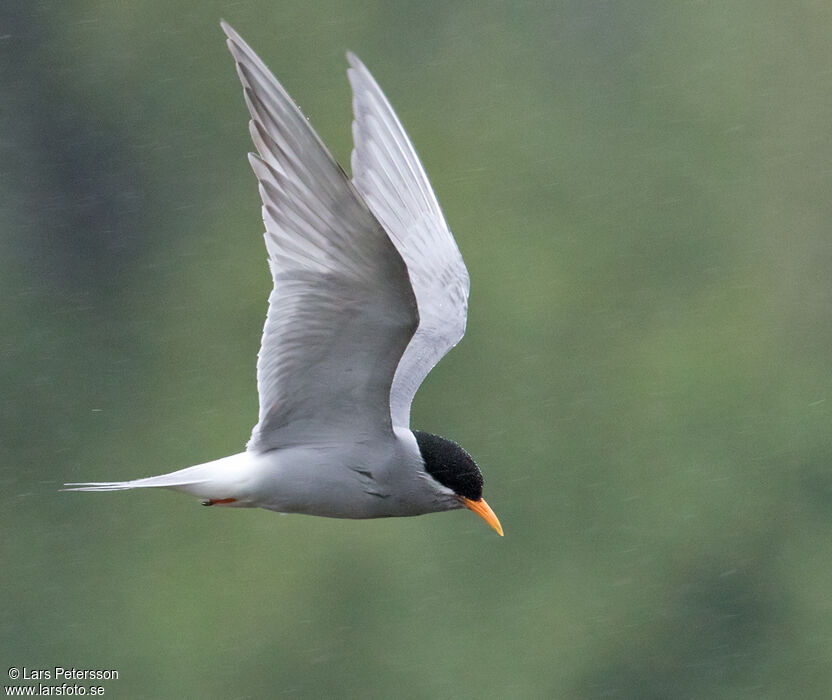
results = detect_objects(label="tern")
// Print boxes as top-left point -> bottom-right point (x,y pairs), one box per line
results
64,22 -> 503,536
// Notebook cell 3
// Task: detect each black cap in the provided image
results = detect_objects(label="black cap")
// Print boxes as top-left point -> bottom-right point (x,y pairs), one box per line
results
413,431 -> 483,501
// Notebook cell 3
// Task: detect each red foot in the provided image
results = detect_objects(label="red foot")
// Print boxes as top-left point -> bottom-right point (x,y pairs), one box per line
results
202,498 -> 237,506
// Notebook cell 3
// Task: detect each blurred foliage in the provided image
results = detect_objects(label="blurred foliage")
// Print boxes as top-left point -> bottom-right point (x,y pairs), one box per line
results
2,0 -> 832,697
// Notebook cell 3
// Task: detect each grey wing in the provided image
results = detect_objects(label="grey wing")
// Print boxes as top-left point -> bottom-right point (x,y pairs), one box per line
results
347,53 -> 470,430
222,23 -> 418,450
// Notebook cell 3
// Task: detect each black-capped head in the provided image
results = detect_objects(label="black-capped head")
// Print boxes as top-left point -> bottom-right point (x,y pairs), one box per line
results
413,431 -> 483,501
413,431 -> 503,536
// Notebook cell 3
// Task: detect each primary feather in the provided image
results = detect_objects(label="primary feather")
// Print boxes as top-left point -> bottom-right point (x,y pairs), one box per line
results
347,53 -> 470,430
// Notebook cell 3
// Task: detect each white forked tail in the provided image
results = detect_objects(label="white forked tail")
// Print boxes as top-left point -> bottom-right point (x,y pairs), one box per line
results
62,471 -> 209,493
62,454 -> 251,500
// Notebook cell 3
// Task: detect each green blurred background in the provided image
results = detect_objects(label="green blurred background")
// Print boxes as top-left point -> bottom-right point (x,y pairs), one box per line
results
2,1 -> 832,697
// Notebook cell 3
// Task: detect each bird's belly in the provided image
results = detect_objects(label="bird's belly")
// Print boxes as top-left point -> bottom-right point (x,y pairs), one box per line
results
261,477 -> 395,519
246,445 -> 424,519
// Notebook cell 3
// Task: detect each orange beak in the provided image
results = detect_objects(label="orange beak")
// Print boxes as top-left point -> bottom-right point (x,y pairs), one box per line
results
461,497 -> 504,536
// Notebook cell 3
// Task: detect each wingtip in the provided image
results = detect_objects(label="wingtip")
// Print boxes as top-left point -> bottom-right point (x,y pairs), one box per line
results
220,20 -> 249,61
346,51 -> 371,77
220,19 -> 235,38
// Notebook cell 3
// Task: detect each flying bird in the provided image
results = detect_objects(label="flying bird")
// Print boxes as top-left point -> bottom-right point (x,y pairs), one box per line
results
64,22 -> 503,536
